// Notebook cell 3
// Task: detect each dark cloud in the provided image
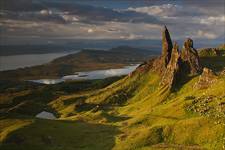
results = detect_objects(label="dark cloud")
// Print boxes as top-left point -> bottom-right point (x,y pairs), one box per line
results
0,0 -> 224,45
0,0 -> 46,11
0,0 -> 161,24
181,0 -> 225,16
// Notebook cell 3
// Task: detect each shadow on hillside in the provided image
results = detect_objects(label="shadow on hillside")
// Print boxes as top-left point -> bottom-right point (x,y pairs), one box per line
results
1,118 -> 121,150
173,74 -> 198,92
200,56 -> 225,72
172,56 -> 225,92
149,114 -> 180,120
101,112 -> 131,123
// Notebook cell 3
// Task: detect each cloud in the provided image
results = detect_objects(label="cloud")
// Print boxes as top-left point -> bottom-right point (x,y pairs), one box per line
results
196,30 -> 218,39
125,3 -> 224,41
0,16 -> 163,40
0,10 -> 66,24
1,0 -> 162,25
40,10 -> 52,16
1,0 -> 224,45
198,16 -> 225,25
127,4 -> 202,17
87,28 -> 94,33
128,4 -> 179,16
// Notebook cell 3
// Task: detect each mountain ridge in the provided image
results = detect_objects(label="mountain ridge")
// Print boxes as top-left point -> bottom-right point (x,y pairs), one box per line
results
0,46 -> 157,80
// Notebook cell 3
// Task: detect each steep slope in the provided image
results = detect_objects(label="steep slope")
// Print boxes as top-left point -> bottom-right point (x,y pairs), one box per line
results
49,26 -> 225,149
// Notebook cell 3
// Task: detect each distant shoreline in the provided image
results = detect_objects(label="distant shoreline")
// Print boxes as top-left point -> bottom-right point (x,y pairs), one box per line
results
0,46 -> 157,80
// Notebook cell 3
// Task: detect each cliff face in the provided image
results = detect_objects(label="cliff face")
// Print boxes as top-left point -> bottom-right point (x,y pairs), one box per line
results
160,42 -> 182,88
181,38 -> 201,75
161,26 -> 173,68
151,26 -> 173,74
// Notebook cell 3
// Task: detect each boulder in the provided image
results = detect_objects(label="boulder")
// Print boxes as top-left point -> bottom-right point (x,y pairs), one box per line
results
194,67 -> 217,89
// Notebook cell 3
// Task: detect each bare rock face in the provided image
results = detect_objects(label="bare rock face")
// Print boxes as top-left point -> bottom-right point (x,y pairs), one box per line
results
161,25 -> 173,68
160,42 -> 182,88
181,38 -> 201,75
194,67 -> 217,89
142,26 -> 202,90
152,26 -> 173,73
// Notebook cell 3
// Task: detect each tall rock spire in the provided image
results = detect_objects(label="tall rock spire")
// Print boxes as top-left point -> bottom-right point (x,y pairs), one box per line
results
161,25 -> 173,67
160,42 -> 182,88
152,27 -> 202,90
181,38 -> 201,75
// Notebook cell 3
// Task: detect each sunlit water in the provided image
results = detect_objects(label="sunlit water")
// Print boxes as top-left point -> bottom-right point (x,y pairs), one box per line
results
0,52 -> 78,71
30,64 -> 139,84
36,111 -> 56,120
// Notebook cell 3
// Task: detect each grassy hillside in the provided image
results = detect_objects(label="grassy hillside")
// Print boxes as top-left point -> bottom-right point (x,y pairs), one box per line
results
198,44 -> 225,57
0,46 -> 157,80
0,52 -> 225,149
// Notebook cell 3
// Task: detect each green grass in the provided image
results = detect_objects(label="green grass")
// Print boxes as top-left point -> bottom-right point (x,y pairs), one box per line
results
1,118 -> 120,150
1,55 -> 225,149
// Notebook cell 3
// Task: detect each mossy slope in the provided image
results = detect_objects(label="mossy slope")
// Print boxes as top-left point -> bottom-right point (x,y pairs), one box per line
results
1,55 -> 225,150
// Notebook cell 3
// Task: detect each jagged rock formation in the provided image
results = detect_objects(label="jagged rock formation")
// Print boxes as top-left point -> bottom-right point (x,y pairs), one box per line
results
194,67 -> 217,89
133,26 -> 202,90
161,26 -> 173,68
157,27 -> 201,89
160,42 -> 181,88
152,26 -> 173,73
181,38 -> 201,75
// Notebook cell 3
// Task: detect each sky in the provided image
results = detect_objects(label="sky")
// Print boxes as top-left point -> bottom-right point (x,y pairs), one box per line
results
0,0 -> 224,47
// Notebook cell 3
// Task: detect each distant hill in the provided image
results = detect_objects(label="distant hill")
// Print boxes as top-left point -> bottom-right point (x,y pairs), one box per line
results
0,46 -> 158,80
0,40 -> 161,56
0,45 -> 77,56
198,44 -> 225,57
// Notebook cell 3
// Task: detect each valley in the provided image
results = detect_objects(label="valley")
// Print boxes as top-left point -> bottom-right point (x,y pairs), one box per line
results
0,46 -> 157,80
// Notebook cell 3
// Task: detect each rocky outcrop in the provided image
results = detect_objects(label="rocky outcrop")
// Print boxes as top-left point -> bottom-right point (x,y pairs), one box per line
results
194,67 -> 217,89
198,48 -> 220,57
198,45 -> 225,57
158,28 -> 201,89
161,26 -> 173,68
181,38 -> 201,75
135,26 -> 202,90
152,26 -> 173,73
160,42 -> 181,88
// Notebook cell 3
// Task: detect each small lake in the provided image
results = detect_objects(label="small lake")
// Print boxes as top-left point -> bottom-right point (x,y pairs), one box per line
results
36,111 -> 56,120
30,64 -> 139,84
0,51 -> 78,71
